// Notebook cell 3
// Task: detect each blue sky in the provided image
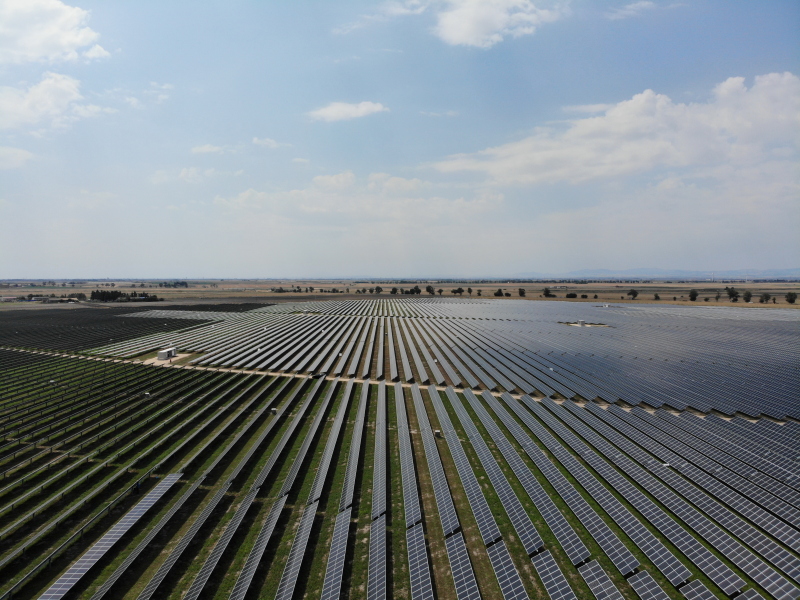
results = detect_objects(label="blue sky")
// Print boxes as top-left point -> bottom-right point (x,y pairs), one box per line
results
1,0 -> 798,278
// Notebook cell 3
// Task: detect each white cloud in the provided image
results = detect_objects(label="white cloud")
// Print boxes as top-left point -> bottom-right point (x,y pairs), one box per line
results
0,71 -> 80,129
435,72 -> 800,185
252,137 -> 281,148
191,144 -> 224,154
82,43 -> 109,59
145,82 -> 173,104
434,0 -> 566,48
606,1 -> 657,20
292,157 -> 310,164
308,101 -> 389,122
0,146 -> 33,169
337,1 -> 567,48
0,0 -> 103,64
421,109 -> 459,117
214,171 -> 501,222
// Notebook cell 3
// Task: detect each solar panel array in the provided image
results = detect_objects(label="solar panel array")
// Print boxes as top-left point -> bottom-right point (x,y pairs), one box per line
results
38,473 -> 181,600
578,560 -> 624,600
627,571 -> 670,600
93,298 -> 800,420
2,297 -> 798,600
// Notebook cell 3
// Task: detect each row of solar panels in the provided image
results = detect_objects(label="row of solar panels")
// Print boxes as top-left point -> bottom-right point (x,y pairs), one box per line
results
28,378 -> 795,600
96,298 -> 798,419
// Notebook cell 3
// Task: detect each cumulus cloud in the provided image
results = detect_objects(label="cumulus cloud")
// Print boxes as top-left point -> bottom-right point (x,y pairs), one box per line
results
0,146 -> 33,169
191,144 -> 224,154
337,1 -> 567,48
252,137 -> 282,148
434,0 -> 566,48
435,72 -> 800,185
0,0 -> 106,64
308,101 -> 389,122
0,71 -> 96,129
606,1 -> 657,20
214,171 -> 501,222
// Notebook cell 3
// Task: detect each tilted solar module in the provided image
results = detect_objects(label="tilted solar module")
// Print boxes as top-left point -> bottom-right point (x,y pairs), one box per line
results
445,532 -> 482,600
38,473 -> 181,600
396,383 -> 423,528
372,380 -> 387,520
406,523 -> 435,600
410,384 -> 460,537
531,550 -> 578,600
679,579 -> 717,600
627,571 -> 670,600
274,501 -> 318,600
367,515 -> 387,600
486,540 -> 530,600
428,386 -> 501,546
320,508 -> 352,600
578,560 -> 624,600
458,389 -> 544,556
228,496 -> 287,600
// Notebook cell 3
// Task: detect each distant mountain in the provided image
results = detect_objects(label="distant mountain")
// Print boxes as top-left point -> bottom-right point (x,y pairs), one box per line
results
512,268 -> 800,279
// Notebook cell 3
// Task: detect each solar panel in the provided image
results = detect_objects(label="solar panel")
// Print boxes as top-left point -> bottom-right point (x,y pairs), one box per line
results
737,589 -> 767,600
679,580 -> 716,600
274,501 -> 318,600
308,379 -> 353,503
445,532 -> 482,600
531,550 -> 578,600
410,385 -> 460,537
429,386 -> 501,546
578,560 -> 623,600
229,496 -> 287,600
406,523 -> 434,600
627,571 -> 670,600
340,381 -> 369,511
486,540 -> 530,600
477,392 -> 589,565
320,508 -> 352,600
457,389 -> 543,556
396,383 -> 423,528
38,473 -> 181,600
372,380 -> 387,520
367,515 -> 387,600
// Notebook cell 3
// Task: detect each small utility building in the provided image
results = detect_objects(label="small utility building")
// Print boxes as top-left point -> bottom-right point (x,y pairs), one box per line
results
157,348 -> 177,360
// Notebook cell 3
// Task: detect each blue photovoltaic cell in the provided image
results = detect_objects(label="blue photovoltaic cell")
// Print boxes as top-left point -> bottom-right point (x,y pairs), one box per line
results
39,474 -> 181,600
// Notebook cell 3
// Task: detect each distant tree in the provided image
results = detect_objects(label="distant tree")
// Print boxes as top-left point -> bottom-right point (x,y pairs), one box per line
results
673,296 -> 677,301
518,288 -> 526,297
456,287 -> 464,295
743,290 -> 752,303
566,293 -> 577,298
391,287 -> 398,295
715,291 -> 720,301
593,294 -> 598,299
375,286 -> 382,294
786,292 -> 797,304
309,287 -> 314,293
494,288 -> 504,297
451,288 -> 458,295
580,294 -> 588,299
627,289 -> 639,300
438,289 -> 443,296
759,292 -> 771,304
653,293 -> 660,300
689,289 -> 698,301
468,287 -> 473,296
504,293 -> 511,297
477,290 -> 482,296
426,285 -> 435,295
412,285 -> 422,295
725,286 -> 739,302
542,287 -> 555,298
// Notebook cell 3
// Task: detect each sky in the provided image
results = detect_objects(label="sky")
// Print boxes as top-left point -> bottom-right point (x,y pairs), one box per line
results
0,0 -> 798,278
